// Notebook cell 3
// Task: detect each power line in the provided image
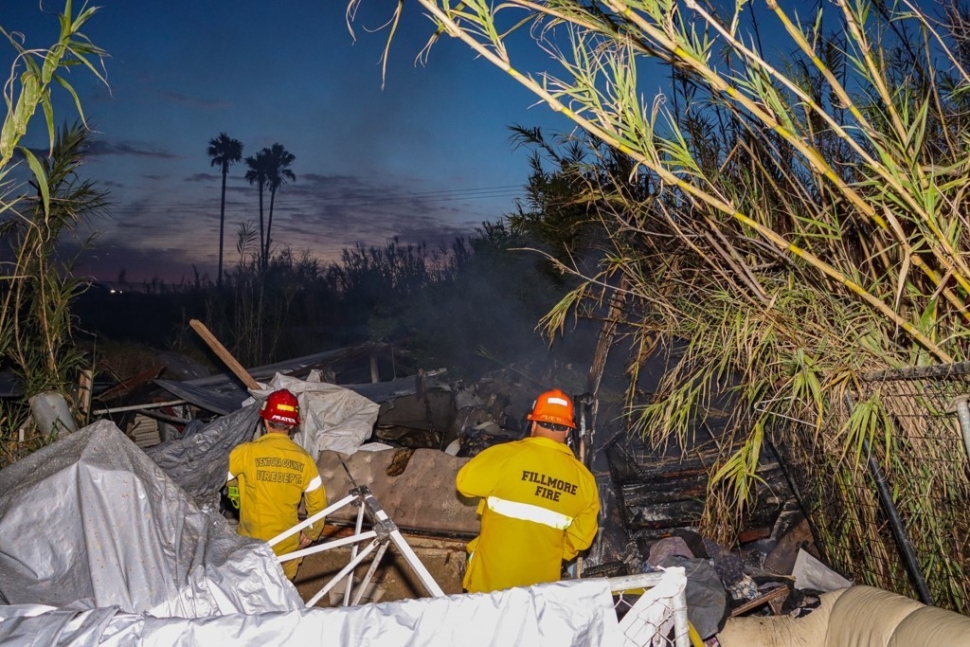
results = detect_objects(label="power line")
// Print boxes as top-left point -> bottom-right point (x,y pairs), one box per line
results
326,187 -> 522,206
113,184 -> 526,214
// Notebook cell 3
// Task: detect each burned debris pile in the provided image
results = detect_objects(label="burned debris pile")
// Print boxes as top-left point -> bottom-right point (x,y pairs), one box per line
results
0,335 -> 869,646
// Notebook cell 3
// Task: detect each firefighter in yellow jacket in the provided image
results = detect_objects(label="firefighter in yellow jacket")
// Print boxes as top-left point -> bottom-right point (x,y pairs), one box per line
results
456,389 -> 600,593
227,389 -> 326,580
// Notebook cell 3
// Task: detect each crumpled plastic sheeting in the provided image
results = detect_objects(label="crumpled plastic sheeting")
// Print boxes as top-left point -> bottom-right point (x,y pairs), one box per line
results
658,555 -> 726,640
0,579 -> 624,647
146,403 -> 260,502
250,373 -> 380,460
0,421 -> 302,617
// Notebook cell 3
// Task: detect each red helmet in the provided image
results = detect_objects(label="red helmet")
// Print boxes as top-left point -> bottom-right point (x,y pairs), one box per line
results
260,389 -> 300,426
527,389 -> 576,429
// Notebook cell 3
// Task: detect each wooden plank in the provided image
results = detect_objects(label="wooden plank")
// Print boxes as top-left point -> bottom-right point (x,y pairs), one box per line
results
77,370 -> 93,416
189,319 -> 260,390
129,414 -> 161,449
730,585 -> 789,617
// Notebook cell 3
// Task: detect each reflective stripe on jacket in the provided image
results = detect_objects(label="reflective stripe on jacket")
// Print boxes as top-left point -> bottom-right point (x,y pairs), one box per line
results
228,433 -> 327,557
486,496 -> 574,530
456,436 -> 600,593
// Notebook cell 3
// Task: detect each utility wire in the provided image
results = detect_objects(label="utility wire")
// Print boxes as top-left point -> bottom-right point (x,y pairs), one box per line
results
114,184 -> 525,214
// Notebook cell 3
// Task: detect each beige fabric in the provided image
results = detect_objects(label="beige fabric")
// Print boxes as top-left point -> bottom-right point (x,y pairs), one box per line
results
316,448 -> 479,535
718,589 -> 843,647
824,586 -> 924,647
888,603 -> 970,646
719,585 -> 970,647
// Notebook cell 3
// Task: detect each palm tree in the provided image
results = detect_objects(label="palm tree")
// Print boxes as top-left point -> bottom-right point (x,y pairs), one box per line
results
262,143 -> 296,265
244,150 -> 269,271
207,133 -> 243,287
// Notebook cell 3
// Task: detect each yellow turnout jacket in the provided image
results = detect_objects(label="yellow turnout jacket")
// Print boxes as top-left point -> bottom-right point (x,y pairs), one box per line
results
228,433 -> 327,559
456,436 -> 600,593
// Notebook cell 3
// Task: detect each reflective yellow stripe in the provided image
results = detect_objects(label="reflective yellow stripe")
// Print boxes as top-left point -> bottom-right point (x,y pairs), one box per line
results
486,496 -> 573,530
305,475 -> 322,492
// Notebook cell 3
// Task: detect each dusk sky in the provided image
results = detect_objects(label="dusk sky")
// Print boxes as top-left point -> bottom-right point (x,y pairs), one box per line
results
4,1 -> 580,283
7,2 -> 940,286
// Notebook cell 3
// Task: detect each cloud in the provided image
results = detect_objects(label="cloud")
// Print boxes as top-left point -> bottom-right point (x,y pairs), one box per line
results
64,237 -> 210,285
71,166 -> 492,283
185,172 -> 220,182
86,139 -> 178,159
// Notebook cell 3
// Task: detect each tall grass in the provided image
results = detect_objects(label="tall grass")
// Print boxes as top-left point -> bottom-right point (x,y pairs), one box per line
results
189,236 -> 463,367
2,124 -> 107,396
0,3 -> 107,463
107,223 -> 570,388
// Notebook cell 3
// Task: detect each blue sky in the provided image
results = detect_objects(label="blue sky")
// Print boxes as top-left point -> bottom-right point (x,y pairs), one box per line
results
8,1 -> 942,284
4,1 -> 578,283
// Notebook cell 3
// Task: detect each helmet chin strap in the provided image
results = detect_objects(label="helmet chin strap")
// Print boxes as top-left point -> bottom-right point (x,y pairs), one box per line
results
530,421 -> 569,443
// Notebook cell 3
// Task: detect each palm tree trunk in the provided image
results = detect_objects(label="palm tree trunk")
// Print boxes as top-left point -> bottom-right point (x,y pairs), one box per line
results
257,185 -> 265,271
265,187 -> 277,265
218,163 -> 228,287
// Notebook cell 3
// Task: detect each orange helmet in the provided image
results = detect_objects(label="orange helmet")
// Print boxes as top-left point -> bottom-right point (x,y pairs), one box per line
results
260,389 -> 300,426
527,389 -> 576,429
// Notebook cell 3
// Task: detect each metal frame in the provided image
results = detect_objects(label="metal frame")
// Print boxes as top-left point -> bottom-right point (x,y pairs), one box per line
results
267,491 -> 687,645
607,572 -> 690,647
268,486 -> 445,608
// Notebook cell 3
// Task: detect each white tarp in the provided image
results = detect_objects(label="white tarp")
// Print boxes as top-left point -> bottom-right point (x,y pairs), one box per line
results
0,421 -> 301,616
249,373 -> 380,459
0,419 -> 662,647
0,578 -> 624,647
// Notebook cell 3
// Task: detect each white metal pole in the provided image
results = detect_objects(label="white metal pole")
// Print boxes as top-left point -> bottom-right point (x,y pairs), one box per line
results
352,542 -> 391,606
388,527 -> 445,597
91,399 -> 187,415
670,586 -> 690,647
344,497 -> 367,606
305,539 -> 379,608
359,489 -> 445,597
952,396 -> 970,462
278,530 -> 377,563
268,493 -> 357,548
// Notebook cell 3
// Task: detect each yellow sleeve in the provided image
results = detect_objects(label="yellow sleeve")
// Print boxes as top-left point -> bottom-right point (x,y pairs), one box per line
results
563,475 -> 601,561
455,445 -> 507,499
228,443 -> 248,481
303,463 -> 327,541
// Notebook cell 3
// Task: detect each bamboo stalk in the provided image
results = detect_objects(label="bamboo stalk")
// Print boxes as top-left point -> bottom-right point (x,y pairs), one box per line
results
412,0 -> 955,362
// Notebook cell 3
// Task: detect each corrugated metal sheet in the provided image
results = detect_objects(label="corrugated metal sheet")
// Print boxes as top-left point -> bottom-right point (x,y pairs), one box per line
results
154,345 -> 446,415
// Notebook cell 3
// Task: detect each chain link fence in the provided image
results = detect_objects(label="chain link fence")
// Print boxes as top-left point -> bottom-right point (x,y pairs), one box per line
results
773,362 -> 970,614
609,569 -> 690,647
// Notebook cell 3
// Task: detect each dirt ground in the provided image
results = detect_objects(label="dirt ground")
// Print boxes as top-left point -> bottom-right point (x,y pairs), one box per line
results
292,524 -> 469,606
